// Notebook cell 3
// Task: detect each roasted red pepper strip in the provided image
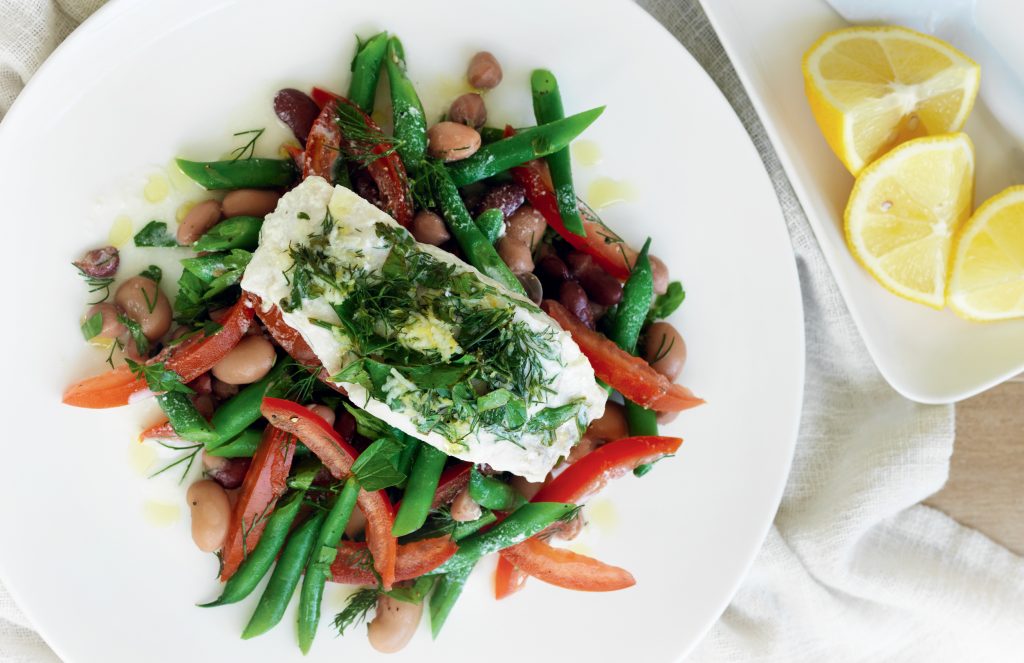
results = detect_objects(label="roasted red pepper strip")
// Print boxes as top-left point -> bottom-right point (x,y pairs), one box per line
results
251,298 -> 320,366
543,300 -> 703,412
330,536 -> 457,585
506,127 -> 636,280
261,397 -> 397,588
139,420 -> 176,441
304,88 -> 414,228
501,537 -> 635,592
494,556 -> 529,600
221,426 -> 297,580
431,463 -> 472,509
63,294 -> 255,409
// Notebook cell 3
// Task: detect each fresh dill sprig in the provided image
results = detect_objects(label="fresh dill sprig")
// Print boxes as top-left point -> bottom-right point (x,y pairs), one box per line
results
333,588 -> 379,636
229,128 -> 265,161
74,265 -> 114,305
149,440 -> 202,484
334,103 -> 401,167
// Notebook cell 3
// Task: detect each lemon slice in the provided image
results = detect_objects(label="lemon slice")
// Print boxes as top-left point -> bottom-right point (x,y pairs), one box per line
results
948,186 -> 1024,321
803,26 -> 980,175
845,133 -> 974,308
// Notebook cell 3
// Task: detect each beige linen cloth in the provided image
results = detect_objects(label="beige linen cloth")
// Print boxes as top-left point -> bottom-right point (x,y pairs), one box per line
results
2,1 -> 1023,661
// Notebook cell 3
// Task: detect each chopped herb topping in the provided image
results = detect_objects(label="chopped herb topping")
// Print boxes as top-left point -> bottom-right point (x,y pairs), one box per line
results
134,221 -> 178,248
229,128 -> 265,161
80,312 -> 103,341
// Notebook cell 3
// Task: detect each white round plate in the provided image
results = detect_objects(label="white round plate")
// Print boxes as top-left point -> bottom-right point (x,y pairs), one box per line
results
0,0 -> 804,661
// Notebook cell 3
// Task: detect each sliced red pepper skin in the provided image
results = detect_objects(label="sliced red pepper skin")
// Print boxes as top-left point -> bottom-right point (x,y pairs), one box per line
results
494,555 -> 529,600
261,397 -> 397,588
506,127 -> 635,280
330,536 -> 457,585
251,297 -> 319,366
310,86 -> 340,108
303,99 -> 343,181
220,426 -> 297,581
63,294 -> 255,409
542,299 -> 703,412
139,420 -> 176,441
533,435 -> 682,505
282,143 -> 304,170
500,537 -> 635,592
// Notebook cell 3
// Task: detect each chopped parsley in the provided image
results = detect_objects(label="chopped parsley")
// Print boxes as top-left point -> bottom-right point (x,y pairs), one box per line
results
134,221 -> 178,248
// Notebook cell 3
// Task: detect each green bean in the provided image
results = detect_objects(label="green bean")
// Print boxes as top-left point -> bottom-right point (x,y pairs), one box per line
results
430,502 -> 575,636
205,359 -> 290,451
531,70 -> 586,236
206,428 -> 263,458
200,490 -> 305,607
451,510 -> 497,541
392,445 -> 447,536
478,126 -> 506,145
446,106 -> 604,187
433,167 -> 525,294
297,476 -> 359,654
193,216 -> 262,252
347,32 -> 388,113
385,36 -> 427,168
157,392 -> 216,444
175,158 -> 298,190
646,281 -> 686,324
607,238 -> 661,437
242,510 -> 326,640
395,437 -> 420,488
468,467 -> 524,511
474,208 -> 504,244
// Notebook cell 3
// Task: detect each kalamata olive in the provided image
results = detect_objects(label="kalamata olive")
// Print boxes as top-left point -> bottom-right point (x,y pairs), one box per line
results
194,394 -> 215,420
115,276 -> 172,341
467,51 -> 503,89
448,92 -> 487,128
559,280 -> 595,329
188,372 -> 212,396
567,435 -> 597,464
202,452 -> 251,490
587,402 -> 629,443
307,404 -> 335,427
496,237 -> 534,275
643,322 -> 687,381
177,199 -> 222,245
274,88 -> 321,145
477,182 -> 525,219
212,377 -> 239,400
537,253 -> 571,284
367,595 -> 423,654
505,205 -> 547,251
222,189 -> 281,218
516,272 -> 543,305
84,303 -> 126,340
335,407 -> 357,444
73,246 -> 119,278
451,487 -> 482,522
411,210 -> 451,246
427,122 -> 482,162
510,474 -> 546,500
566,252 -> 623,306
649,255 -> 670,296
187,480 -> 231,552
353,172 -> 383,209
211,336 -> 277,385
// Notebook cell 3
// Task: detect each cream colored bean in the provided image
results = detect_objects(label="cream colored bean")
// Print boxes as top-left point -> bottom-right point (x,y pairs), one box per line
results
567,435 -> 597,464
467,51 -> 503,89
587,401 -> 629,443
84,303 -> 126,340
448,92 -> 487,128
367,595 -> 423,654
114,276 -> 172,340
505,205 -> 547,250
496,237 -> 534,275
187,480 -> 231,553
450,486 -> 482,522
427,122 -> 481,162
177,199 -> 222,245
649,255 -> 670,295
510,474 -> 545,500
643,322 -> 687,381
307,404 -> 335,427
411,210 -> 451,246
222,189 -> 281,218
211,336 -> 277,385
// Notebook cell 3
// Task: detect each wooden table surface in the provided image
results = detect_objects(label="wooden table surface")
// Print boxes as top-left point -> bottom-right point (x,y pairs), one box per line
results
925,374 -> 1024,555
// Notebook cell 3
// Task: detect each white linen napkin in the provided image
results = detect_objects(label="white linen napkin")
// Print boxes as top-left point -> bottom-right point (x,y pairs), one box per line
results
2,1 -> 1022,661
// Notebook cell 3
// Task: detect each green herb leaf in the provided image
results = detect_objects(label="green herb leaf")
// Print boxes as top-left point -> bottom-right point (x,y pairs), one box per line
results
386,575 -> 437,605
350,437 -> 407,491
126,359 -> 192,395
139,264 -> 163,284
333,588 -> 379,636
525,399 -> 584,434
468,467 -> 526,511
117,314 -> 150,355
80,312 -> 103,340
647,281 -> 685,323
134,221 -> 178,247
342,403 -> 392,439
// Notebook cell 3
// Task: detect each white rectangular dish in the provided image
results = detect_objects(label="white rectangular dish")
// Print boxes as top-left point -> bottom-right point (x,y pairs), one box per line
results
701,0 -> 1024,403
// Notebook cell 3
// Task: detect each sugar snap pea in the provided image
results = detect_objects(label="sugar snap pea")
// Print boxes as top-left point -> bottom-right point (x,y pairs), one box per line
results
531,69 -> 585,236
392,444 -> 448,537
474,208 -> 504,244
175,158 -> 298,190
193,216 -> 262,252
348,32 -> 388,113
385,36 -> 428,168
